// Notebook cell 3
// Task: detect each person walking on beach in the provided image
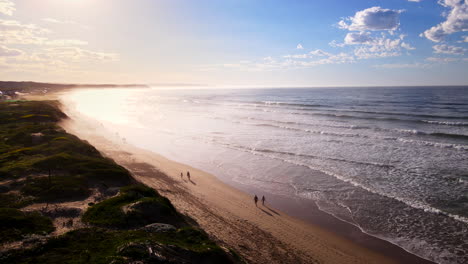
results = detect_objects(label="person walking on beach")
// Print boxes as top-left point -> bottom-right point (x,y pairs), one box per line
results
187,171 -> 191,181
254,195 -> 258,207
262,195 -> 265,205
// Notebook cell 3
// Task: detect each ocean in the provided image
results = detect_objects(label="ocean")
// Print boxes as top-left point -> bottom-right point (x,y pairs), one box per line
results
63,86 -> 468,264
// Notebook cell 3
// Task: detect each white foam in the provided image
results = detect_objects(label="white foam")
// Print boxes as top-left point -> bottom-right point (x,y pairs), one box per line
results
423,120 -> 468,126
397,138 -> 468,151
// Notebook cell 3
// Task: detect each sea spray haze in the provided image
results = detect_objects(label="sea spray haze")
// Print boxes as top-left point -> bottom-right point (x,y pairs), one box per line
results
63,86 -> 468,264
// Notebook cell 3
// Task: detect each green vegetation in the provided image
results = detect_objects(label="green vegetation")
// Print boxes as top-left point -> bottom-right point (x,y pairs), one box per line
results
0,101 -> 239,263
0,193 -> 34,208
0,208 -> 54,242
83,184 -> 184,228
0,101 -> 132,198
3,227 -> 231,264
21,175 -> 89,202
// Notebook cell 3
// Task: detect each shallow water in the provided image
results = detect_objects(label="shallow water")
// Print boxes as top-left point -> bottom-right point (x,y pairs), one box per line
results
63,86 -> 468,264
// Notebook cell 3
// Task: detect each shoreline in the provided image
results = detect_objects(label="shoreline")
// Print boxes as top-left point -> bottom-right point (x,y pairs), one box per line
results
229,182 -> 435,264
57,96 -> 435,264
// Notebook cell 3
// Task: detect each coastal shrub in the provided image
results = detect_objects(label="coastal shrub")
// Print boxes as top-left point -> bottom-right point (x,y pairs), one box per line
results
0,154 -> 44,178
0,101 -> 66,125
83,184 -> 182,228
0,208 -> 54,242
120,184 -> 159,197
2,227 -> 234,264
0,193 -> 34,208
21,175 -> 89,202
0,101 -> 239,264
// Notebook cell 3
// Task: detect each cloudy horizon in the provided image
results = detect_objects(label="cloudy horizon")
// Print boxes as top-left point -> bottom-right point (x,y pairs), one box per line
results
0,0 -> 467,86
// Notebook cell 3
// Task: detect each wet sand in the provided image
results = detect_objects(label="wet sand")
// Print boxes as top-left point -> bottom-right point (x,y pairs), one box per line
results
58,101 -> 434,264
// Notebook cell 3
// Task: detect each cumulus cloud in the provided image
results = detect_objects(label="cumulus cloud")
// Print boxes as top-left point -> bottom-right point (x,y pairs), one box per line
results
338,7 -> 403,31
336,7 -> 415,59
344,32 -> 373,45
421,0 -> 468,42
329,40 -> 346,47
342,33 -> 412,58
0,0 -> 15,16
354,46 -> 401,59
432,44 -> 466,54
353,36 -> 404,59
0,19 -> 50,45
0,45 -> 22,57
401,42 -> 416,50
296,43 -> 304,49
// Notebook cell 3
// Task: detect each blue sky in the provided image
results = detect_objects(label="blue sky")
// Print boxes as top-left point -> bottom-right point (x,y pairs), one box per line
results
0,0 -> 467,86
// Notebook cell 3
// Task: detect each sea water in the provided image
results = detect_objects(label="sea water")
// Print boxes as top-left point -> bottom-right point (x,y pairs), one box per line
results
63,86 -> 468,264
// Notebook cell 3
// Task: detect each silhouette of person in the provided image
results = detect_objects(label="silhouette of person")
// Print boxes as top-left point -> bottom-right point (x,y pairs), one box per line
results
180,172 -> 183,179
262,195 -> 265,205
187,171 -> 191,181
254,195 -> 258,207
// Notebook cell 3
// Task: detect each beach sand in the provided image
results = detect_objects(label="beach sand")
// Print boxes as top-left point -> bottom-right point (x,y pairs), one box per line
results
56,100 -> 435,264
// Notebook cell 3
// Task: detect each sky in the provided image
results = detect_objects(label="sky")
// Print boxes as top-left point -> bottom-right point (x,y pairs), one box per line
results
0,0 -> 467,87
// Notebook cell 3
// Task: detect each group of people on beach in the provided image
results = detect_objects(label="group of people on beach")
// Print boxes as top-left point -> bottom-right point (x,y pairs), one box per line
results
180,171 -> 268,208
254,195 -> 266,206
180,171 -> 191,180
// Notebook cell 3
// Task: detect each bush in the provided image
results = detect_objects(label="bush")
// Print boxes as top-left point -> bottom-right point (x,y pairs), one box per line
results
0,193 -> 33,208
82,184 -> 182,228
21,175 -> 89,202
0,208 -> 54,242
2,227 -> 234,264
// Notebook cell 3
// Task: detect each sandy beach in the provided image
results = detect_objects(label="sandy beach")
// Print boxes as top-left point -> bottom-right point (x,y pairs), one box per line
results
57,98 -> 435,264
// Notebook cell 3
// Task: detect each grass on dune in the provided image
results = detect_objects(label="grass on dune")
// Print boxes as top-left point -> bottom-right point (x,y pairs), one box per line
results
0,208 -> 54,242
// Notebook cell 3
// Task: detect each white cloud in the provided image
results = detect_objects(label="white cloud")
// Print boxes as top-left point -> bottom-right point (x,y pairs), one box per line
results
433,44 -> 466,54
0,19 -> 89,47
0,19 -> 50,45
354,46 -> 401,59
41,17 -> 89,30
283,49 -> 332,59
214,49 -> 355,72
421,0 -> 468,42
309,49 -> 332,56
283,54 -> 308,59
0,0 -> 15,16
296,43 -> 304,49
408,0 -> 422,2
426,56 -> 460,62
401,42 -> 416,50
338,7 -> 403,31
45,39 -> 88,46
329,40 -> 346,47
343,33 -> 412,58
462,35 -> 468,42
344,32 -> 373,44
0,45 -> 22,57
337,7 -> 413,59
374,63 -> 430,69
42,18 -> 62,24
41,47 -> 119,62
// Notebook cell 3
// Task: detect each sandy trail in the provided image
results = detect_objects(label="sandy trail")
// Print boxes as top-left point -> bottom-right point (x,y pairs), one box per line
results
60,112 -> 397,264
